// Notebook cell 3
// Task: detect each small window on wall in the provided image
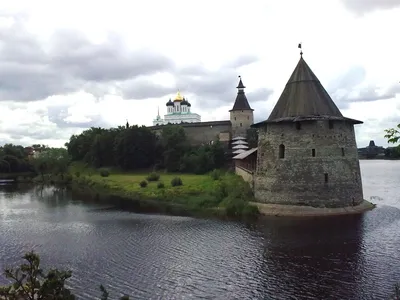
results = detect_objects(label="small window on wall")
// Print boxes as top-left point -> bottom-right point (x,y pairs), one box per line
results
341,147 -> 345,156
312,149 -> 316,157
240,123 -> 242,127
279,144 -> 285,159
295,122 -> 301,130
324,173 -> 329,183
234,117 -> 236,120
328,120 -> 334,129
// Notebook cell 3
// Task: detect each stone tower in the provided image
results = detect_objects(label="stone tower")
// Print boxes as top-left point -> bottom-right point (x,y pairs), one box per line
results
230,76 -> 254,137
253,54 -> 364,208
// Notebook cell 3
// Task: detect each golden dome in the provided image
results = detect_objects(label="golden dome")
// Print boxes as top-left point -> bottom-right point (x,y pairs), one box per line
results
174,90 -> 184,101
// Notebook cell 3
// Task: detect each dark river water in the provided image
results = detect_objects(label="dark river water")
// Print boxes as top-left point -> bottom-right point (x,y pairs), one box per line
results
1,160 -> 399,299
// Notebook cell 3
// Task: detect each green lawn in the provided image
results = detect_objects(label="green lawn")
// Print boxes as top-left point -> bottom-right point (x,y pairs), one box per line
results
70,162 -> 259,218
70,163 -> 218,200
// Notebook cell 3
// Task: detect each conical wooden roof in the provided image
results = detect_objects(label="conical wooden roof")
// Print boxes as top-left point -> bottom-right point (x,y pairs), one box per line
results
265,56 -> 362,124
230,76 -> 253,111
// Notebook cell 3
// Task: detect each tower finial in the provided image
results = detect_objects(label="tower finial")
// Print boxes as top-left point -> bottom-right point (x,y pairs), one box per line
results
236,75 -> 245,89
157,106 -> 160,117
298,42 -> 303,56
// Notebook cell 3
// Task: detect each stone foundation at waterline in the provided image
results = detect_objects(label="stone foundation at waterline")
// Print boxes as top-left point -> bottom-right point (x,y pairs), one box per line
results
252,200 -> 375,217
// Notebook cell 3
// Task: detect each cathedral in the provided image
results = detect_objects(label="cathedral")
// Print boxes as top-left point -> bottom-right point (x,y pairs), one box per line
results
153,91 -> 201,125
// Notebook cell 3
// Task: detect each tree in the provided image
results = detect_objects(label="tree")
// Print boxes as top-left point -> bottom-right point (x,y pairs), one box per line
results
0,252 -> 130,300
385,124 -> 400,145
0,251 -> 75,299
161,126 -> 189,172
0,144 -> 34,174
32,148 -> 70,179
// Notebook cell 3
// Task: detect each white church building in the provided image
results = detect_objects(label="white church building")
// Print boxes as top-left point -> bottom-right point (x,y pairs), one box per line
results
153,91 -> 201,125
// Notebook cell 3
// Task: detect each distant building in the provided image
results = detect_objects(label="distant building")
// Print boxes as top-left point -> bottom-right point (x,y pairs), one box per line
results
251,53 -> 364,208
357,140 -> 385,158
153,91 -> 201,125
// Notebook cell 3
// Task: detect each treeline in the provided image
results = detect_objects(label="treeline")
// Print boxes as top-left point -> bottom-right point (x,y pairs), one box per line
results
0,144 -> 36,173
66,124 -> 227,174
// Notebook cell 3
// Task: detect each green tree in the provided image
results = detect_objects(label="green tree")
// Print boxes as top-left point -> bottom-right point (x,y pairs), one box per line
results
161,125 -> 189,172
385,124 -> 400,145
33,148 -> 70,179
114,126 -> 158,170
0,252 -> 130,299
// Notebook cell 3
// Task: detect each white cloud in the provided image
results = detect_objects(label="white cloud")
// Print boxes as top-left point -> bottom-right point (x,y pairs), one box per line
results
0,0 -> 399,148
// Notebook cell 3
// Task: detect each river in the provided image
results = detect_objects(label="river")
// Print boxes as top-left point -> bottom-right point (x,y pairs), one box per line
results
0,160 -> 399,299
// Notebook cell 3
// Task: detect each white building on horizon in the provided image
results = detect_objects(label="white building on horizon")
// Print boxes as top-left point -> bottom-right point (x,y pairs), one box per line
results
153,91 -> 201,126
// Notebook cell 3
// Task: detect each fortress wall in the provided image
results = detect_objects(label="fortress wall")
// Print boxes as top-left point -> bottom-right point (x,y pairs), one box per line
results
149,121 -> 232,145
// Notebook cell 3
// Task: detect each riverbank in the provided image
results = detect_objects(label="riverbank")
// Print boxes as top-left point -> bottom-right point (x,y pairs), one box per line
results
70,165 -> 259,220
253,200 -> 376,217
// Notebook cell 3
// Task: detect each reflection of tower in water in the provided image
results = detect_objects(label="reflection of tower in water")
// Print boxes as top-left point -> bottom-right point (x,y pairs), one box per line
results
252,215 -> 366,299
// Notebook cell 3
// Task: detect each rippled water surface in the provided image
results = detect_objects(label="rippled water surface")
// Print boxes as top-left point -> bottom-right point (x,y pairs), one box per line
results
1,160 -> 399,299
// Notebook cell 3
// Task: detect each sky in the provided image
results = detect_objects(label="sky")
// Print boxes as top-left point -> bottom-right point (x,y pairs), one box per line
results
0,0 -> 399,148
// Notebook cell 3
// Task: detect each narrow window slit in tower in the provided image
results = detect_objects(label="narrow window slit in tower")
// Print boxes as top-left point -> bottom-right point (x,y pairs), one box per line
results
279,144 -> 285,159
341,147 -> 345,156
296,122 -> 301,130
312,149 -> 316,157
324,173 -> 328,183
328,120 -> 334,129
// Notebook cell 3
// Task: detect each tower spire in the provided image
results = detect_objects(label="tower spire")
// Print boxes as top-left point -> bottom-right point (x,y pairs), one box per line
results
157,106 -> 160,117
236,75 -> 246,89
298,42 -> 303,57
230,76 -> 253,111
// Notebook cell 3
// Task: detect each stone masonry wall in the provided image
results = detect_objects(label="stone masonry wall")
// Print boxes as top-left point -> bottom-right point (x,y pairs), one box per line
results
230,110 -> 253,137
254,120 -> 364,208
149,121 -> 232,146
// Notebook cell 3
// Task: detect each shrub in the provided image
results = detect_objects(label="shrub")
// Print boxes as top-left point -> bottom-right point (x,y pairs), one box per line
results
75,171 -> 80,177
157,182 -> 165,189
146,172 -> 160,182
139,180 -> 148,188
241,204 -> 260,218
210,169 -> 222,180
99,168 -> 110,177
0,251 -> 131,299
171,177 -> 183,187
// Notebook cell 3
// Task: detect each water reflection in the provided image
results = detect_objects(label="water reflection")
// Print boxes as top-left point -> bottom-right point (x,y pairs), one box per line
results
252,216 -> 365,299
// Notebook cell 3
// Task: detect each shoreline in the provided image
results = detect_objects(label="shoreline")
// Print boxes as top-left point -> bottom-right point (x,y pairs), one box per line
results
252,200 -> 376,217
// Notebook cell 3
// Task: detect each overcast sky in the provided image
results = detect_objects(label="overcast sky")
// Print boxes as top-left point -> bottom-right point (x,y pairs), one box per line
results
0,0 -> 399,148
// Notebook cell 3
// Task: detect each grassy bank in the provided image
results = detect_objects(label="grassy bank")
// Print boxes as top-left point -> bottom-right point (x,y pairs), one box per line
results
70,163 -> 259,219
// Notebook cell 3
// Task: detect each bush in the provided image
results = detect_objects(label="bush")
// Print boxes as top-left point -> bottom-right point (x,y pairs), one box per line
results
171,177 -> 183,187
75,171 -> 80,177
146,172 -> 160,181
157,182 -> 165,189
139,180 -> 148,188
210,169 -> 222,180
0,251 -> 131,299
99,168 -> 110,177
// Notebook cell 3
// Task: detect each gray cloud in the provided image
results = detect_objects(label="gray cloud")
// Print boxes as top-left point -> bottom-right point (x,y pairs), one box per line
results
341,0 -> 400,14
119,77 -> 177,100
0,15 -> 263,112
335,83 -> 400,110
0,17 -> 175,102
327,66 -> 366,93
222,54 -> 259,69
118,54 -> 267,108
327,65 -> 400,109
47,105 -> 112,129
